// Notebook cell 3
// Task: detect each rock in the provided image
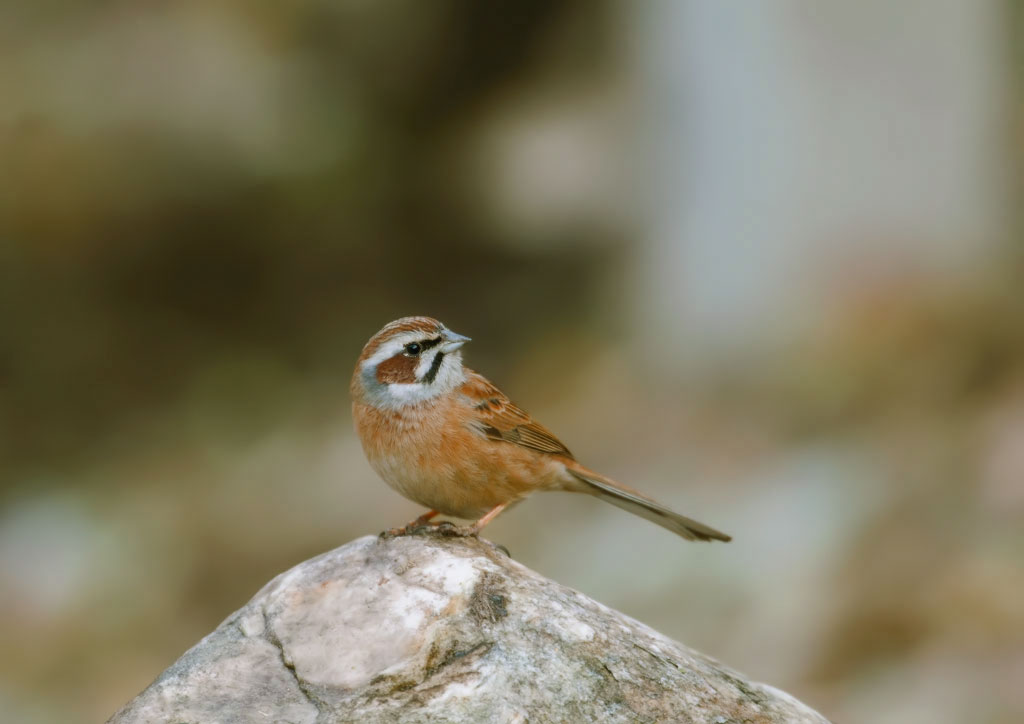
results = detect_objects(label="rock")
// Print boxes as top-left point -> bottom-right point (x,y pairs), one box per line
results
109,534 -> 829,723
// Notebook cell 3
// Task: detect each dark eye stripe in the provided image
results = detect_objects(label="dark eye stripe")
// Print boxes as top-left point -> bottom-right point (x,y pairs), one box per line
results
423,352 -> 445,384
420,337 -> 442,350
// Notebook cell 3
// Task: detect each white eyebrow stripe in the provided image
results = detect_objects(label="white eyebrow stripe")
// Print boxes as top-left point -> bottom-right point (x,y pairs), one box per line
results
361,332 -> 424,369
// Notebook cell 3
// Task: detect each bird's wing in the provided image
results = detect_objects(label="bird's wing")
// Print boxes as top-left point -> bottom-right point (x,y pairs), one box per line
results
460,370 -> 575,459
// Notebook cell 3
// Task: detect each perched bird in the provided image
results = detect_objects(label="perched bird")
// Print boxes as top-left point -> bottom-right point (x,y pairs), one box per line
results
351,316 -> 730,542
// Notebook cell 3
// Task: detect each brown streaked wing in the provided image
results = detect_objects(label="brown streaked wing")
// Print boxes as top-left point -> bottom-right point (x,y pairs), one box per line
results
460,370 -> 575,459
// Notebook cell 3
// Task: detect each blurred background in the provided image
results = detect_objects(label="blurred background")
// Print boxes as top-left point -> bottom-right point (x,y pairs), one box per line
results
1,1 -> 1021,722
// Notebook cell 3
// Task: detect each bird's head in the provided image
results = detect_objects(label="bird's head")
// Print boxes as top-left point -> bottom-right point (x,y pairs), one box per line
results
353,316 -> 470,408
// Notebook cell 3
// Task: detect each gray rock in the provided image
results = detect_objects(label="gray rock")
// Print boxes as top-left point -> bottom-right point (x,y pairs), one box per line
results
109,534 -> 829,723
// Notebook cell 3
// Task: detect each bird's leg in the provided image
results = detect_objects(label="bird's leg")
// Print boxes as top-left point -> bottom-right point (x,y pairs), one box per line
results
382,504 -> 512,552
468,502 -> 510,534
407,510 -> 440,530
390,503 -> 512,556
435,502 -> 510,538
381,510 -> 440,538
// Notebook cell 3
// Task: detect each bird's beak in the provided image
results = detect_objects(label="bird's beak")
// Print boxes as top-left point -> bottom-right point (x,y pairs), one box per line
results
439,329 -> 470,353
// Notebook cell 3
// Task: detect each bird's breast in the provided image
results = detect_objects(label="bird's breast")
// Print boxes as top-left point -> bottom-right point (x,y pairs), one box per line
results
352,396 -> 565,519
353,398 -> 466,507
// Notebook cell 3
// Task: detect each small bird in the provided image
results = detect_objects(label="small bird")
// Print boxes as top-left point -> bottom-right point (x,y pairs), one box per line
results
351,316 -> 730,542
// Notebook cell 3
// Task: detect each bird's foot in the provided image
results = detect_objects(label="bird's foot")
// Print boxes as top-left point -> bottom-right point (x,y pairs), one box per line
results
430,520 -> 477,537
379,511 -> 442,538
378,519 -> 511,556
429,522 -> 511,556
382,520 -> 474,538
379,522 -> 438,538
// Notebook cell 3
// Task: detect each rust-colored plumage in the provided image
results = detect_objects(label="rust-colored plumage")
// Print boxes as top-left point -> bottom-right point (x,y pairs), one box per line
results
351,316 -> 730,542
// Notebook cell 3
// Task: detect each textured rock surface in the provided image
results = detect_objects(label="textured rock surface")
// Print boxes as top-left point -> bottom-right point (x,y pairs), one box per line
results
109,534 -> 829,723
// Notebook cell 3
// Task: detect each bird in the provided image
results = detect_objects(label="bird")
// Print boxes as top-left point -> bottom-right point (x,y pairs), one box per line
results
350,316 -> 730,542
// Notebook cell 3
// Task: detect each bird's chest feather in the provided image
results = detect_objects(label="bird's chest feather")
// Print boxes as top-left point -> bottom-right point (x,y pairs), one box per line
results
354,398 -> 471,484
353,393 -> 566,518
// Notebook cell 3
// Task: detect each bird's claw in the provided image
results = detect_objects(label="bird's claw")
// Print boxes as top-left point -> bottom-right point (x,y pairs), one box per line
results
432,521 -> 478,537
409,522 -> 446,536
380,522 -> 437,538
431,523 -> 512,556
381,520 -> 475,538
377,520 -> 511,556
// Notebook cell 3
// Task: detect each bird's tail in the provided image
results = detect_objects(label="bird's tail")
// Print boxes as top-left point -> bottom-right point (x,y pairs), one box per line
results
565,465 -> 731,542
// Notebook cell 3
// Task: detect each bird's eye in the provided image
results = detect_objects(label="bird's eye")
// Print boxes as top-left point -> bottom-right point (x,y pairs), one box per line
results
404,342 -> 421,356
